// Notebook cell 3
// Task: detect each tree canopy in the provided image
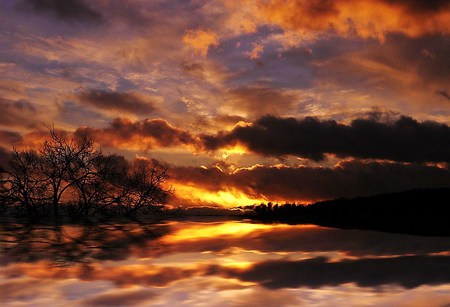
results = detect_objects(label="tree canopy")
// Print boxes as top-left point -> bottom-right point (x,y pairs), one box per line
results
0,127 -> 171,218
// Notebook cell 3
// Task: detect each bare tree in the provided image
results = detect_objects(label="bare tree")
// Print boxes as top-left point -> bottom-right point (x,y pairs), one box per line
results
63,132 -> 106,216
116,158 -> 171,216
38,129 -> 73,216
4,148 -> 47,215
2,127 -> 171,218
89,154 -> 129,216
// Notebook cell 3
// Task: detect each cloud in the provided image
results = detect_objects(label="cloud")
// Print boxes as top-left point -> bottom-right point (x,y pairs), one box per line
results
183,29 -> 219,56
256,0 -> 450,40
201,115 -> 450,163
0,278 -> 55,303
436,90 -> 450,100
0,131 -> 23,145
0,98 -> 37,128
76,89 -> 156,115
81,289 -> 157,307
244,43 -> 264,59
213,255 -> 450,289
227,286 -> 303,307
17,0 -> 103,23
82,265 -> 200,288
341,34 -> 449,89
181,61 -> 206,79
75,117 -> 197,151
171,161 -> 450,202
384,0 -> 450,13
225,85 -> 299,118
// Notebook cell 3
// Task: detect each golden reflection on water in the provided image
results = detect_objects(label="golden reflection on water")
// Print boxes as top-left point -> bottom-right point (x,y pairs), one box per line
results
164,221 -> 279,242
1,220 -> 450,306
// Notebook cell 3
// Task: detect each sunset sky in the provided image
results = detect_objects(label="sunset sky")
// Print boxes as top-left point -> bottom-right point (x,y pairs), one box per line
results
1,0 -> 449,207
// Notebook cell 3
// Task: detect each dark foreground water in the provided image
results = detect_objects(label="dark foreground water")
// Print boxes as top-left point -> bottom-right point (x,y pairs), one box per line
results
1,219 -> 450,306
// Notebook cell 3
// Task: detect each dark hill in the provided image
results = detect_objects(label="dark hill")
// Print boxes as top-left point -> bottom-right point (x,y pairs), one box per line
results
254,188 -> 450,236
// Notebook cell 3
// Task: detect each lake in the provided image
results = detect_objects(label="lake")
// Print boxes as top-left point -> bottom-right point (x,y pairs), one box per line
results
1,219 -> 450,306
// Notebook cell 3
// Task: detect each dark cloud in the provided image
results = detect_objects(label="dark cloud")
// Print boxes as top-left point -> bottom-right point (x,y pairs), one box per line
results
436,90 -> 450,100
213,255 -> 450,289
75,117 -> 197,150
18,0 -> 102,23
0,130 -> 23,145
201,115 -> 450,162
0,98 -> 37,128
77,89 -> 156,115
383,0 -> 450,13
106,118 -> 195,146
171,161 -> 450,201
182,61 -> 205,79
228,85 -> 298,118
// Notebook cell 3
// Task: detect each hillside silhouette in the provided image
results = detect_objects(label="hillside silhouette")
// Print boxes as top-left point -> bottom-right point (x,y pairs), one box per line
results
253,188 -> 450,236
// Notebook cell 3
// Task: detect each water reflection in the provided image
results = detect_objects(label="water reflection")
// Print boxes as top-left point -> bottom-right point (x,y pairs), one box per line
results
1,220 -> 450,306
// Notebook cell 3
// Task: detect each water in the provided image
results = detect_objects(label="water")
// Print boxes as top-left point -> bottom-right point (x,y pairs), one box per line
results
1,219 -> 450,306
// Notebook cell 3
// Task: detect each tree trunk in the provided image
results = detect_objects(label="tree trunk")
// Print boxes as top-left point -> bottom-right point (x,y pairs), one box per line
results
53,194 -> 59,217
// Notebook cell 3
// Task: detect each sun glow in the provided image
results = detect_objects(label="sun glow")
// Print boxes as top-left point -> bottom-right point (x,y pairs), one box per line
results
220,144 -> 249,159
172,183 -> 267,207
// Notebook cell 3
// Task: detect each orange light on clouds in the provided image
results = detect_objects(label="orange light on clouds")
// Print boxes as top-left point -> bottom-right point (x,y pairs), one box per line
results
220,144 -> 249,159
183,29 -> 219,57
257,0 -> 450,40
172,182 -> 267,207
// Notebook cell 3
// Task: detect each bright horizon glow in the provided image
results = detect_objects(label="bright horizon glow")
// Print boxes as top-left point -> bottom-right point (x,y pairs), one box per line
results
171,183 -> 268,207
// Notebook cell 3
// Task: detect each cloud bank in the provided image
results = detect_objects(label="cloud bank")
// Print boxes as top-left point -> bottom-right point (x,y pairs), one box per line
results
202,115 -> 450,162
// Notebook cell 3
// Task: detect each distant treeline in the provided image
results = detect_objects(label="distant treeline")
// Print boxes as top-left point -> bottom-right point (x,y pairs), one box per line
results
251,188 -> 450,236
0,128 -> 170,218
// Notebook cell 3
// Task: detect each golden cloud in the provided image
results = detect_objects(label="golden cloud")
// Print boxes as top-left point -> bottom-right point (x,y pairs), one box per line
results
183,29 -> 219,56
233,0 -> 450,41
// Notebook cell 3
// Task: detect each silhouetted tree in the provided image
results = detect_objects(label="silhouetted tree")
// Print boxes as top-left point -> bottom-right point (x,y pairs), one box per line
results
2,127 -> 170,217
5,148 -> 46,215
38,127 -> 88,216
115,158 -> 170,216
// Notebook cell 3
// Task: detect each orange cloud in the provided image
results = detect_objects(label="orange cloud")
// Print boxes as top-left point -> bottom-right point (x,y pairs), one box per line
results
244,43 -> 264,59
75,117 -> 198,151
253,0 -> 450,40
183,29 -> 219,56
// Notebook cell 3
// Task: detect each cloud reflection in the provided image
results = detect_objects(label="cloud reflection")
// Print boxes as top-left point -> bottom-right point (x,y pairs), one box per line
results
1,220 -> 450,306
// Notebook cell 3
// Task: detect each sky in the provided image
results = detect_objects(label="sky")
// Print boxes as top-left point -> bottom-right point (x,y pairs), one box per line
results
0,0 -> 449,207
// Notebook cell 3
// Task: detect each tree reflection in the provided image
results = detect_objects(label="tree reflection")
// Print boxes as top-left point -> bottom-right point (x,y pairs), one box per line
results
1,220 -> 169,268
